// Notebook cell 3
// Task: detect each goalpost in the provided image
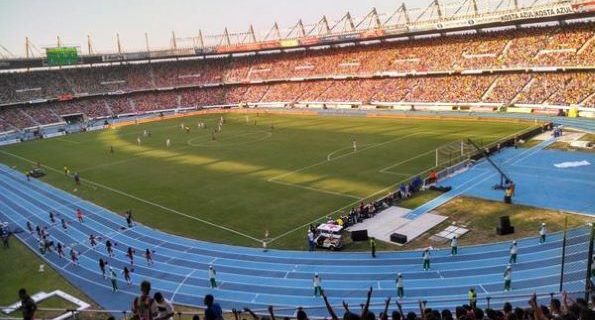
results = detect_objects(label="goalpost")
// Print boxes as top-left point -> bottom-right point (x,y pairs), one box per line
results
428,139 -> 482,184
435,139 -> 477,168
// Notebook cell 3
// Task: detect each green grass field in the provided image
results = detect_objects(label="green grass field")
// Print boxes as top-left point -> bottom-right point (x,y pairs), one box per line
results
0,113 -> 534,249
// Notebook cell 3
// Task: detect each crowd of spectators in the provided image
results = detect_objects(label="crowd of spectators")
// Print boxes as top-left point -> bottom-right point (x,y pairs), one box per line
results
0,22 -> 593,130
0,71 -> 593,130
0,23 -> 592,106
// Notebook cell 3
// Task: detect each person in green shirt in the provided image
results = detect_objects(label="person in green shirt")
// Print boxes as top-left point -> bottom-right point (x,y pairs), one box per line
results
109,267 -> 118,293
468,288 -> 477,309
208,265 -> 217,289
503,264 -> 512,291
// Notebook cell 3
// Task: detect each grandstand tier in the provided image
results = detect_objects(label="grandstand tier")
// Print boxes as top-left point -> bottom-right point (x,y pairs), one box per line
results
0,23 -> 593,130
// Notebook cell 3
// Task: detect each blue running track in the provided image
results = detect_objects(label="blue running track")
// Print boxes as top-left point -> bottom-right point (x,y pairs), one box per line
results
0,163 -> 592,317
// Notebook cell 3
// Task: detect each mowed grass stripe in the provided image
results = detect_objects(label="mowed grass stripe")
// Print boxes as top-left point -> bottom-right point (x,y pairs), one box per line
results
0,113 -> 535,248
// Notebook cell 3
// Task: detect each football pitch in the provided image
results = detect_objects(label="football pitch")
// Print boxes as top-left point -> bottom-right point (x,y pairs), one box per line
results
0,112 -> 536,249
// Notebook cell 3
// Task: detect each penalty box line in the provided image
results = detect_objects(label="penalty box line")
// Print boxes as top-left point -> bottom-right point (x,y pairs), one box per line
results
0,150 -> 263,244
265,131 -> 428,201
268,131 -> 428,183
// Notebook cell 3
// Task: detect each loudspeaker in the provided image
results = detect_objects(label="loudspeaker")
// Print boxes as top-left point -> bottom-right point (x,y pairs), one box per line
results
497,226 -> 515,235
499,216 -> 511,229
497,216 -> 514,235
390,233 -> 407,244
351,230 -> 369,242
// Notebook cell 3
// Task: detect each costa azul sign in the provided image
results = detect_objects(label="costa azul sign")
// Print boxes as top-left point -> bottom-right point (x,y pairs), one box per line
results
500,4 -> 575,21
414,3 -> 575,31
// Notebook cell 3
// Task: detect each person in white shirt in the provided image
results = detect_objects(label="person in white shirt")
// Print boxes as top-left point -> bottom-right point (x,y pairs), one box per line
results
313,273 -> 322,297
166,139 -> 171,148
307,230 -> 315,251
509,241 -> 518,264
539,223 -> 547,244
396,273 -> 404,298
451,236 -> 458,256
152,292 -> 174,320
422,248 -> 431,271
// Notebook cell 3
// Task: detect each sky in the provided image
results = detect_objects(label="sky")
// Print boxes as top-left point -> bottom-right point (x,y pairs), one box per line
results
0,0 -> 541,57
0,0 -> 437,56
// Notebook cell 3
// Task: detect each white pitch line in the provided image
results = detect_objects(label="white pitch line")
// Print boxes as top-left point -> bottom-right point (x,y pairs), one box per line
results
171,269 -> 196,303
0,150 -> 262,244
269,179 -> 362,200
379,149 -> 437,174
270,136 -> 552,244
268,131 -> 427,182
479,284 -> 489,294
326,144 -> 372,161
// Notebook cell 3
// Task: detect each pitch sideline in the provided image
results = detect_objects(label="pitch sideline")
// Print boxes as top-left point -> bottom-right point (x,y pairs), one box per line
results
0,150 -> 263,244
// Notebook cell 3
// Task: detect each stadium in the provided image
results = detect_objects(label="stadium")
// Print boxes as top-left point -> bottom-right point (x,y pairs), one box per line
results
0,0 -> 594,319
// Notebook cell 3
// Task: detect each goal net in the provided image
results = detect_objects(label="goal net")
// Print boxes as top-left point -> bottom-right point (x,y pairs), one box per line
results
435,140 -> 477,168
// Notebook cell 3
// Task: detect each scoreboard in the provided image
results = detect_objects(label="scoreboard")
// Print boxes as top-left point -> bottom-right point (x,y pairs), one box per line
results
46,47 -> 78,66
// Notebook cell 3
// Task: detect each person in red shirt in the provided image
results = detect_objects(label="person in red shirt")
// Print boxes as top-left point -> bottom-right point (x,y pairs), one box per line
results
76,209 -> 84,223
429,170 -> 438,184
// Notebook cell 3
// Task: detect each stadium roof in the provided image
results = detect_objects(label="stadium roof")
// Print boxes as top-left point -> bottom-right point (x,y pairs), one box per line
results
0,0 -> 594,70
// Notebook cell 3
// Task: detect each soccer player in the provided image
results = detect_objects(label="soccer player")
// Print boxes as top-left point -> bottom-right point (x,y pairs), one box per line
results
109,267 -> 118,292
99,258 -> 107,279
109,146 -> 114,154
313,273 -> 322,297
353,138 -> 357,152
208,265 -> 217,289
49,211 -> 56,224
74,172 -> 80,185
503,264 -> 512,291
539,223 -> 547,244
123,266 -> 132,285
422,248 -> 431,271
165,138 -> 171,148
89,234 -> 97,250
76,208 -> 84,223
126,247 -> 135,265
69,248 -> 79,266
451,236 -> 458,256
106,240 -> 114,257
509,241 -> 518,264
56,242 -> 65,259
185,126 -> 190,134
63,166 -> 69,176
145,248 -> 154,266
143,129 -> 148,137
180,123 -> 185,130
137,137 -> 141,145
396,273 -> 404,299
